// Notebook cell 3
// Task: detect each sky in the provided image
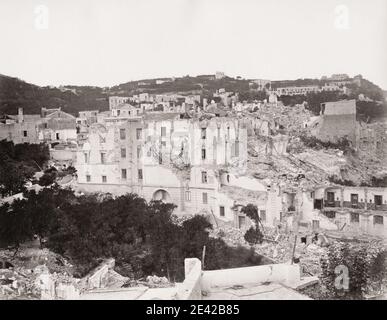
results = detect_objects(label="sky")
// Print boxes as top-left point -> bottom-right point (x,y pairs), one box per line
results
0,0 -> 386,89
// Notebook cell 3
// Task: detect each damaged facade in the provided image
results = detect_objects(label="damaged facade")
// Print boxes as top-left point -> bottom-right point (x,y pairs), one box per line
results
75,114 -> 253,225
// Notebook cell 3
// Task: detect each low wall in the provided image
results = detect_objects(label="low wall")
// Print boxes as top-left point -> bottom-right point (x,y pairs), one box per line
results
176,258 -> 202,300
201,263 -> 301,291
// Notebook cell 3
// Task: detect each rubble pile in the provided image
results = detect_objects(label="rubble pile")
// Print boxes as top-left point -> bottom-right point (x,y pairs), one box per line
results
210,225 -> 327,277
0,268 -> 41,299
0,264 -> 78,300
0,247 -> 76,300
122,275 -> 171,289
254,103 -> 312,135
209,225 -> 248,247
0,247 -> 73,275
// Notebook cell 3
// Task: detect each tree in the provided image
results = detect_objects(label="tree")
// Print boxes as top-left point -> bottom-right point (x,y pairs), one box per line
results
241,204 -> 264,245
1,186 -> 267,279
181,215 -> 212,258
244,226 -> 263,245
38,167 -> 58,186
0,157 -> 35,196
0,200 -> 33,253
0,140 -> 49,196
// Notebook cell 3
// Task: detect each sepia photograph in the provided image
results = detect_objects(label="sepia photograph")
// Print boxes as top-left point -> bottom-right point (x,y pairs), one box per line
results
0,0 -> 387,308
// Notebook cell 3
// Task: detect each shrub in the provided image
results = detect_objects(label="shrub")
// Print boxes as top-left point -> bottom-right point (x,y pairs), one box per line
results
244,226 -> 264,245
320,241 -> 386,299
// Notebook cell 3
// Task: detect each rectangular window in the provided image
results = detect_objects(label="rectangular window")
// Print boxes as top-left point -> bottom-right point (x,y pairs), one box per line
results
350,194 -> 359,204
161,126 -> 166,137
219,206 -> 225,217
138,169 -> 143,180
102,175 -> 107,183
201,128 -> 206,139
185,191 -> 191,201
374,215 -> 383,225
159,154 -> 162,164
238,216 -> 246,229
137,146 -> 141,158
100,153 -> 106,164
235,140 -> 239,157
350,212 -> 359,223
86,175 -> 91,182
84,153 -> 88,163
136,128 -> 142,140
260,210 -> 266,222
375,195 -> 383,206
121,148 -> 126,158
161,141 -> 166,147
121,169 -> 127,179
23,130 -> 27,137
202,192 -> 208,204
201,171 -> 208,183
201,148 -> 206,160
120,128 -> 125,139
56,132 -> 60,140
327,191 -> 335,203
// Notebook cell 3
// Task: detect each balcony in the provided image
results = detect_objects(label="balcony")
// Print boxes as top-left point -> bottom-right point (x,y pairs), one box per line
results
369,203 -> 387,211
324,201 -> 341,208
343,201 -> 365,209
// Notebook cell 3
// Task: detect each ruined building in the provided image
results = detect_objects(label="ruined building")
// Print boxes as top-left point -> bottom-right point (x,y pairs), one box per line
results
75,115 -> 259,226
311,99 -> 358,146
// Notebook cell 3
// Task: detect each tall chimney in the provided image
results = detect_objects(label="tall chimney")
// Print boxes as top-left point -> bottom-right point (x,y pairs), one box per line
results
18,107 -> 24,123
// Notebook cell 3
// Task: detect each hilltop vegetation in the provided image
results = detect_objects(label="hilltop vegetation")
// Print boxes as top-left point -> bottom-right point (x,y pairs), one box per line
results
0,74 -> 109,115
1,73 -> 386,120
277,79 -> 387,118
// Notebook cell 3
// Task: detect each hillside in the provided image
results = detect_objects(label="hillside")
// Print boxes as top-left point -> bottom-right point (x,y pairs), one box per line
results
0,74 -> 109,115
0,74 -> 251,116
274,77 -> 387,118
1,73 -> 386,120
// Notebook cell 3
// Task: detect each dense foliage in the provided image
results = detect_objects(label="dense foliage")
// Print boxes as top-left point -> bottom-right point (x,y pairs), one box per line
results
0,75 -> 109,115
241,204 -> 264,245
38,167 -> 58,186
0,140 -> 49,196
320,241 -> 386,299
0,187 -> 266,280
238,90 -> 268,102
